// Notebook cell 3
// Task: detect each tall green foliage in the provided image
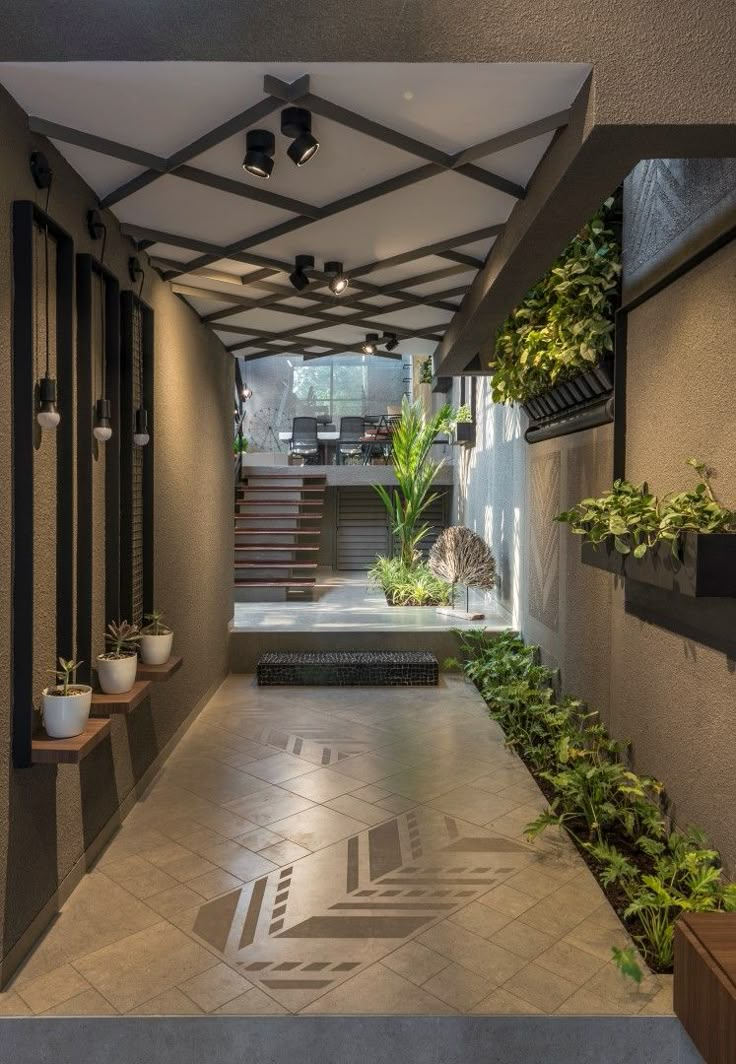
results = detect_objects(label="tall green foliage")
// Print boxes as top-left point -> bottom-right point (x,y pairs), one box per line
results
491,198 -> 621,404
373,396 -> 454,567
454,630 -> 736,976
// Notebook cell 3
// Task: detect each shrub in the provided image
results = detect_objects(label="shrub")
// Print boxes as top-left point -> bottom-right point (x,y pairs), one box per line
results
491,198 -> 621,404
454,628 -> 736,978
556,458 -> 736,559
369,556 -> 452,606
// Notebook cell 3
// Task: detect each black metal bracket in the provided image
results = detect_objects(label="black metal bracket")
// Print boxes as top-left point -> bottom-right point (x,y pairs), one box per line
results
76,253 -> 121,684
120,290 -> 155,623
12,201 -> 74,768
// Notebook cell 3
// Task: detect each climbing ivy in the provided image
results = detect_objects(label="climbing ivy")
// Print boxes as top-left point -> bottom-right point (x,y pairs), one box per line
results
490,198 -> 621,404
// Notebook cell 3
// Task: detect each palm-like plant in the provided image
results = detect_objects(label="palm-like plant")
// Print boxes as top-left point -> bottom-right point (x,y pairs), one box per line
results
373,396 -> 454,567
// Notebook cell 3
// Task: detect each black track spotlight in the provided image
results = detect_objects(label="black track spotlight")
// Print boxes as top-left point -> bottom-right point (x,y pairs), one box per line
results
383,333 -> 400,352
361,333 -> 380,355
289,254 -> 315,291
281,107 -> 320,167
325,260 -> 349,296
243,129 -> 276,179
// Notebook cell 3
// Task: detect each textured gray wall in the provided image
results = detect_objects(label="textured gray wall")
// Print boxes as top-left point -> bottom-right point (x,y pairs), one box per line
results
0,83 -> 233,969
455,158 -> 736,870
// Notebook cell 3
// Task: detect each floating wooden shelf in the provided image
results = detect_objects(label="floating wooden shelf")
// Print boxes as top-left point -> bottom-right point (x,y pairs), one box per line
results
136,656 -> 183,682
90,679 -> 152,715
32,718 -> 111,764
581,533 -> 736,597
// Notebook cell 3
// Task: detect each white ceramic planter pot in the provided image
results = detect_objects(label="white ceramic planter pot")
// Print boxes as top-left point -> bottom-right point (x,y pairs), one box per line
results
140,631 -> 174,666
96,653 -> 138,694
42,686 -> 92,739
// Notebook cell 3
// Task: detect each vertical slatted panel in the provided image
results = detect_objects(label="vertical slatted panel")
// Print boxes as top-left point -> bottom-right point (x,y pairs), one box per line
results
336,488 -> 390,570
408,489 -> 449,558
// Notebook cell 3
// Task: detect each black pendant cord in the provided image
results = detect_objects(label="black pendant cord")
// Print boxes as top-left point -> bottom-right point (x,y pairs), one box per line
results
97,223 -> 108,398
42,179 -> 52,379
137,268 -> 145,405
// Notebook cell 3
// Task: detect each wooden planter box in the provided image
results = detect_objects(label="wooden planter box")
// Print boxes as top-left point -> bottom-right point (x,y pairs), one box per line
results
454,422 -> 476,446
674,913 -> 736,1064
580,532 -> 736,597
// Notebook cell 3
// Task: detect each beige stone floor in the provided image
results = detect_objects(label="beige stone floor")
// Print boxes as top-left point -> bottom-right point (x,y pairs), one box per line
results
0,675 -> 673,1017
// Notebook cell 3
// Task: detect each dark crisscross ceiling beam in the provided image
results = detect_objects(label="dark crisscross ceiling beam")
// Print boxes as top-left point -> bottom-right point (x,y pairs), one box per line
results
28,74 -> 571,366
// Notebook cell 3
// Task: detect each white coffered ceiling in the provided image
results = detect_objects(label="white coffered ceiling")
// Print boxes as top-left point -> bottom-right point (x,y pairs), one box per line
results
0,61 -> 590,362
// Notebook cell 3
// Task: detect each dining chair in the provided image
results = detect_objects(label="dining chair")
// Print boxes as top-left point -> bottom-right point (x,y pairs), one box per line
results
337,416 -> 365,465
289,417 -> 320,464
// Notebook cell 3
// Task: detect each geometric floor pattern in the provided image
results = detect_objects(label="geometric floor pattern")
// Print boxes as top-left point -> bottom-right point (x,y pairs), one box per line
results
0,675 -> 673,1017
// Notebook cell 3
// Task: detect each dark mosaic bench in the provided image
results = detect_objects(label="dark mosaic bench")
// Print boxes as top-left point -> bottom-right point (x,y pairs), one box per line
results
256,650 -> 439,687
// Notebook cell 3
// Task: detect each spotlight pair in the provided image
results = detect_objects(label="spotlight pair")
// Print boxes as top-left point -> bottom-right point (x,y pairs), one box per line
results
288,257 -> 350,295
361,333 -> 400,355
243,107 -> 319,179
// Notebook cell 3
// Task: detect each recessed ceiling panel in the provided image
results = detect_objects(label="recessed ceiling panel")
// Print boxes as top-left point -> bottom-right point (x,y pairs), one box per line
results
369,305 -> 452,331
213,307 -> 323,333
116,174 -> 291,245
255,171 -> 511,266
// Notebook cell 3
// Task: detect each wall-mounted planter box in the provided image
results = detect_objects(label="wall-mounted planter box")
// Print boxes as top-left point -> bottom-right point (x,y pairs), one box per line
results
453,423 -> 476,447
581,533 -> 736,597
523,356 -> 615,444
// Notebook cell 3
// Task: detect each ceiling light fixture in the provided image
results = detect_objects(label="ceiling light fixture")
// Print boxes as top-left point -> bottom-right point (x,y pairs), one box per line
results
281,107 -> 320,167
243,129 -> 276,179
383,333 -> 400,352
289,254 -> 315,292
361,333 -> 379,355
325,260 -> 349,296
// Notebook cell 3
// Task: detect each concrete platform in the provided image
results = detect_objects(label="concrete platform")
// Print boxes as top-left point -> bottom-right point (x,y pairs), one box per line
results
230,572 -> 509,672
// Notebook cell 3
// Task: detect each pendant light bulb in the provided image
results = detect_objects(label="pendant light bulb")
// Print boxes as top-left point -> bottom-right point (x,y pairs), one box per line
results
37,375 -> 60,430
133,407 -> 150,447
93,398 -> 113,442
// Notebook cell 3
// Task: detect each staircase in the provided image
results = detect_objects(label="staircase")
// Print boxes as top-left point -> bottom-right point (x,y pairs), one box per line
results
234,470 -> 327,599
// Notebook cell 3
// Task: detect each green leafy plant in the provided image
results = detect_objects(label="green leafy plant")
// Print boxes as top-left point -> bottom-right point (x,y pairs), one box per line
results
453,628 -> 736,980
233,435 -> 249,455
556,459 -> 736,559
419,357 -> 433,385
369,556 -> 452,606
47,657 -> 84,696
454,404 -> 473,424
102,620 -> 141,659
491,199 -> 621,404
373,396 -> 454,568
596,829 -> 736,973
142,609 -> 171,635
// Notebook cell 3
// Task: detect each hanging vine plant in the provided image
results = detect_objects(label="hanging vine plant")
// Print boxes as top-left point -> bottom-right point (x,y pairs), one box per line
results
490,197 -> 621,405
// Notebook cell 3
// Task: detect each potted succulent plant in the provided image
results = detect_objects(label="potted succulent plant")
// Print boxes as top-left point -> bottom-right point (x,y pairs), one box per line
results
140,609 -> 173,665
42,658 -> 92,738
96,621 -> 140,694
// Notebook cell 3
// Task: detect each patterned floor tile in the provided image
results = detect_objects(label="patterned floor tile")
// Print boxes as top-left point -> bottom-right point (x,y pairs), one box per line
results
14,678 -> 662,1017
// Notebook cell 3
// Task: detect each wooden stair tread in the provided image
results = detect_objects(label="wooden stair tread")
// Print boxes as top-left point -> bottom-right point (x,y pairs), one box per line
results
239,485 -> 326,492
235,501 -> 325,508
234,561 -> 318,569
235,529 -> 320,535
235,579 -> 316,587
235,546 -> 319,552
